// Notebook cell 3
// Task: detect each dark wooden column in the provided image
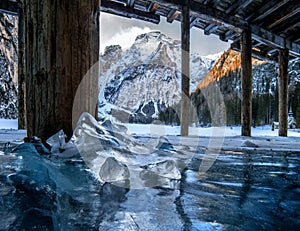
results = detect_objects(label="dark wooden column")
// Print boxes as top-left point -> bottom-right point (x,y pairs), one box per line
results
24,0 -> 100,141
180,3 -> 190,136
18,2 -> 25,129
278,48 -> 289,137
241,29 -> 252,136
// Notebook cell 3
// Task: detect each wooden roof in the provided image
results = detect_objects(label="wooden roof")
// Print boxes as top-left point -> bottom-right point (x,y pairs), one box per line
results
100,0 -> 300,61
1,0 -> 300,61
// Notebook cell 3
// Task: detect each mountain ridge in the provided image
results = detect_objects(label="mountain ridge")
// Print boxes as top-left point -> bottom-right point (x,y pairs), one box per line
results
99,31 -> 216,123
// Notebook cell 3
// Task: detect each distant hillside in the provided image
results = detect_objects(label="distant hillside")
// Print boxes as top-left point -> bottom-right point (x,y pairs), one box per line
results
190,49 -> 300,127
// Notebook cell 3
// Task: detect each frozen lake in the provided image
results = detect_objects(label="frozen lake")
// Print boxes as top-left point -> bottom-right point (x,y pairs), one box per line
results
0,140 -> 299,230
0,117 -> 300,230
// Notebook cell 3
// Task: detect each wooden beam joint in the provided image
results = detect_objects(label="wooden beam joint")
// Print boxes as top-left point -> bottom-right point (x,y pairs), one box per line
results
167,9 -> 180,23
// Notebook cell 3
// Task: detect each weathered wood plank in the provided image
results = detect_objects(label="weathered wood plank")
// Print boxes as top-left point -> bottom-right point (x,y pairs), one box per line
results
157,0 -> 300,57
241,29 -> 252,137
278,48 -> 289,136
0,0 -> 18,15
147,2 -> 159,12
24,0 -> 100,141
231,40 -> 278,62
127,0 -> 135,8
246,0 -> 290,22
101,0 -> 160,24
180,3 -> 190,136
167,9 -> 180,23
204,23 -> 218,35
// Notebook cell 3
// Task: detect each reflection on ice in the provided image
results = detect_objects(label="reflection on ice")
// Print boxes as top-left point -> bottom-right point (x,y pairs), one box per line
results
73,112 -> 193,188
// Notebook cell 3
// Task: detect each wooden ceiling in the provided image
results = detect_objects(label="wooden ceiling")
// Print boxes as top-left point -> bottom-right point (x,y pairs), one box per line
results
1,0 -> 300,61
100,0 -> 300,61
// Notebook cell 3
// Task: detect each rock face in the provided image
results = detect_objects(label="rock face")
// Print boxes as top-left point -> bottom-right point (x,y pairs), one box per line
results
99,31 -> 215,123
0,14 -> 18,119
191,49 -> 300,127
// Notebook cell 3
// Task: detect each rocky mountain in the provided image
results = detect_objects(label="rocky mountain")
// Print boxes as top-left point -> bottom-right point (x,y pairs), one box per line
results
0,13 -> 18,119
188,49 -> 300,127
99,31 -> 216,123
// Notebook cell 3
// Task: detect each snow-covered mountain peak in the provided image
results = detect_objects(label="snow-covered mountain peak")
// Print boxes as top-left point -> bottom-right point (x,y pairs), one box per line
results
99,31 -> 216,123
134,31 -> 180,46
103,44 -> 122,57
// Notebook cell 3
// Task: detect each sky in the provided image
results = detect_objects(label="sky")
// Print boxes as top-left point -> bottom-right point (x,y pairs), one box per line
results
100,12 -> 230,56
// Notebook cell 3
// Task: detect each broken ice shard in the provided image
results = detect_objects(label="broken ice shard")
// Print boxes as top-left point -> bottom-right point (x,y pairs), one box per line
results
99,157 -> 130,182
142,159 -> 181,180
156,136 -> 175,151
73,112 -> 190,188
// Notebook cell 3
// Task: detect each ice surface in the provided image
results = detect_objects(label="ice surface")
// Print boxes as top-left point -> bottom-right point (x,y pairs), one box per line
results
73,112 -> 192,188
141,159 -> 181,180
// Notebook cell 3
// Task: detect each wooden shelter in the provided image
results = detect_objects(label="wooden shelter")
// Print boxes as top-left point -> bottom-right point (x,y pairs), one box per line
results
1,0 -> 300,140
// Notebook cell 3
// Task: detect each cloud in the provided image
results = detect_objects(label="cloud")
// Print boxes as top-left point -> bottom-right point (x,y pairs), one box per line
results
100,26 -> 152,53
100,12 -> 229,56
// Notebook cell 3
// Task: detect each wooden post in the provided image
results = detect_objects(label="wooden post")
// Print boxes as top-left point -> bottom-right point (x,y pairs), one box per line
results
24,0 -> 100,141
278,48 -> 289,137
241,29 -> 252,136
180,3 -> 190,136
18,2 -> 25,129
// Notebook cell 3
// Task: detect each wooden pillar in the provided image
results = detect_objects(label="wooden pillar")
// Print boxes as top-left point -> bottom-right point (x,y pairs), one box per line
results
241,29 -> 252,136
278,48 -> 289,136
180,3 -> 190,136
18,2 -> 25,129
24,0 -> 100,141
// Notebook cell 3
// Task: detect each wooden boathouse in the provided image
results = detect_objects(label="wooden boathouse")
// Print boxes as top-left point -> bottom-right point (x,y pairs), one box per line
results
0,0 -> 300,141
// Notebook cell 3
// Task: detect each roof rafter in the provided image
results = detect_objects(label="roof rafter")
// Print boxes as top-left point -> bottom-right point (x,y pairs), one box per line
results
266,6 -> 300,30
231,40 -> 278,62
226,0 -> 253,15
101,0 -> 160,24
204,23 -> 218,35
157,0 -> 300,57
249,0 -> 291,23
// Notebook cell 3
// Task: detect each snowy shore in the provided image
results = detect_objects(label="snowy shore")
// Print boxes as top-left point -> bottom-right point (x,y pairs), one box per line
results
1,118 -> 300,152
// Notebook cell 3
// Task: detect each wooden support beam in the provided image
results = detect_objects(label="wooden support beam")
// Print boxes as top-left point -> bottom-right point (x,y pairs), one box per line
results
226,0 -> 253,15
249,0 -> 291,23
231,40 -> 278,62
278,48 -> 289,136
0,0 -> 18,15
101,0 -> 160,24
24,0 -> 100,141
266,6 -> 300,30
190,16 -> 197,28
219,30 -> 236,42
251,25 -> 300,57
157,0 -> 300,57
241,29 -> 252,136
181,3 -> 190,136
18,2 -> 25,129
204,23 -> 218,35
